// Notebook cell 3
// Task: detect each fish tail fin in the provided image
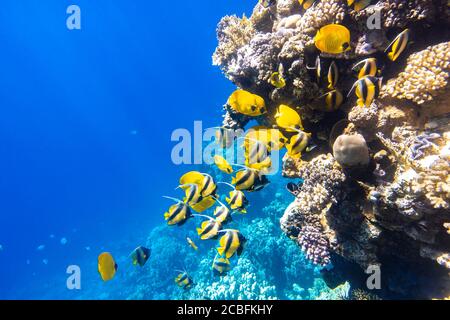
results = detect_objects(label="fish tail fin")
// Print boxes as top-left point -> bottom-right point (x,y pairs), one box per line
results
164,212 -> 170,220
231,177 -> 236,185
240,209 -> 247,214
196,228 -> 202,235
217,246 -> 225,256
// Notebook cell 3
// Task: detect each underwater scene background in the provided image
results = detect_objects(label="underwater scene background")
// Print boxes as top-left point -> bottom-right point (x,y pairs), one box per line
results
1,0 -> 449,300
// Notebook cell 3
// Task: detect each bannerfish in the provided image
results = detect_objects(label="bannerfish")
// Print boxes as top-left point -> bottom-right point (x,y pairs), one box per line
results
385,29 -> 410,62
214,155 -> 233,174
130,246 -> 151,267
286,131 -> 312,158
245,155 -> 272,173
314,24 -> 351,54
352,58 -> 378,79
306,56 -> 321,84
348,76 -> 382,107
259,0 -> 276,8
269,72 -> 286,88
199,174 -> 217,198
215,127 -> 235,149
179,183 -> 202,205
245,126 -> 287,151
299,0 -> 316,10
175,272 -> 193,289
212,257 -> 231,275
275,104 -> 304,132
196,219 -> 221,240
164,201 -> 193,226
244,139 -> 269,165
227,89 -> 267,117
347,0 -> 371,12
213,205 -> 232,224
327,61 -> 339,89
179,171 -> 217,213
186,237 -> 198,251
217,230 -> 246,259
226,190 -> 248,213
318,89 -> 344,112
232,168 -> 269,192
98,252 -> 117,281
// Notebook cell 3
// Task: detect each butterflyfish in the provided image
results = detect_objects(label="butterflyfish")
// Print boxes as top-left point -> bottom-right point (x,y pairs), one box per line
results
214,155 -> 233,174
98,252 -> 117,281
274,104 -> 304,132
227,89 -> 267,116
314,24 -> 351,54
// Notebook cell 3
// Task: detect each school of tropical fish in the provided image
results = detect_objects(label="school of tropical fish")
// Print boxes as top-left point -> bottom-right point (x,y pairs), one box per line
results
96,3 -> 411,285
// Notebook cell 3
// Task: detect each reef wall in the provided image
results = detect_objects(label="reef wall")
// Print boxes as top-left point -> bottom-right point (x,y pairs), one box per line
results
213,0 -> 450,299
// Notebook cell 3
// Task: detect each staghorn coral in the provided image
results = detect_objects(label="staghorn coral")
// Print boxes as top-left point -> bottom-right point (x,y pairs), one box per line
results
383,42 -> 450,105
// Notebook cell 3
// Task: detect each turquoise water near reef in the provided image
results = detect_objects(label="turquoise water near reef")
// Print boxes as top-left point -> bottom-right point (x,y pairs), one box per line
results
0,0 -> 331,299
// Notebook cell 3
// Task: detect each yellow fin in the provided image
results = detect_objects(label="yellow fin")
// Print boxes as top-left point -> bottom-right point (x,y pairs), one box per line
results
217,246 -> 225,256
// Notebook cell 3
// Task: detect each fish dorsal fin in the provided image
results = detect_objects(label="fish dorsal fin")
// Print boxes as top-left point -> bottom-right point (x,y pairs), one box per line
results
347,78 -> 361,98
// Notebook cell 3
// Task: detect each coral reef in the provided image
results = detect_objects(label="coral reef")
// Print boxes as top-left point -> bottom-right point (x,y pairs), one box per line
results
332,134 -> 370,168
383,42 -> 450,105
213,0 -> 450,299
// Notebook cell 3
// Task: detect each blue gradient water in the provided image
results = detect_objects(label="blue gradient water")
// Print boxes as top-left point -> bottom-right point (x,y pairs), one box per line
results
0,1 -> 261,299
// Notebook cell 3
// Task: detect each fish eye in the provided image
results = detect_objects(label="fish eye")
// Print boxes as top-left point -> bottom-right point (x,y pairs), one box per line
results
342,42 -> 350,50
251,105 -> 257,112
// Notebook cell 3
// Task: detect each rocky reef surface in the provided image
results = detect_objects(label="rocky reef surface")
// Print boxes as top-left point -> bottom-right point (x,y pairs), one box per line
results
213,0 -> 450,299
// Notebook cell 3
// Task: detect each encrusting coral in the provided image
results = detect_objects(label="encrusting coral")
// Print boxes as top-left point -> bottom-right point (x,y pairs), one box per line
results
213,0 -> 450,299
383,42 -> 450,105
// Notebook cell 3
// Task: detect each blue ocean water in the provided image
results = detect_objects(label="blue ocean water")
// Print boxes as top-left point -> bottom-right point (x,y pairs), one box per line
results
0,1 -> 329,300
